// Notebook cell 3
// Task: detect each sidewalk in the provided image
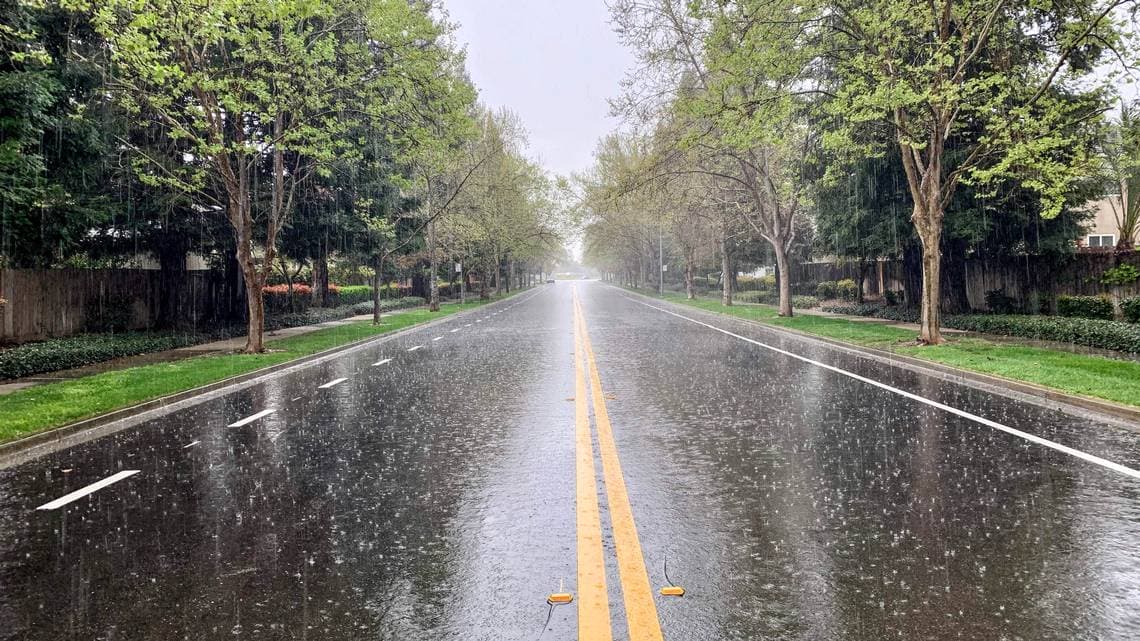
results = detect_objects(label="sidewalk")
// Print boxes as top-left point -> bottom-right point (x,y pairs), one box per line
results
0,312 -> 387,397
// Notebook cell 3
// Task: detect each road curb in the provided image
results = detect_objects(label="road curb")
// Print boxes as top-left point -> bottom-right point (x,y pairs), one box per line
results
619,287 -> 1140,427
0,289 -> 538,465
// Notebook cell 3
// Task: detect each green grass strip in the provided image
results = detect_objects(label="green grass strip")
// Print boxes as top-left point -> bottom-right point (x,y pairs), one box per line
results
639,288 -> 1140,408
0,295 -> 513,443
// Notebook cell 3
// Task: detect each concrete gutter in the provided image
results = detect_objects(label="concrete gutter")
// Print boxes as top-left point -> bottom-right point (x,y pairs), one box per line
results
620,287 -> 1140,428
0,289 -> 540,467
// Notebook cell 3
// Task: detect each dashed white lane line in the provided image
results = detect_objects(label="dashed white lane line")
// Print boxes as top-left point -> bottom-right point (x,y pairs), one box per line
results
373,358 -> 392,366
465,323 -> 472,327
629,297 -> 1140,481
476,320 -> 482,323
318,377 -> 347,389
408,345 -> 424,352
182,440 -> 200,449
450,328 -> 460,333
433,336 -> 443,341
36,470 -> 140,511
227,409 -> 276,428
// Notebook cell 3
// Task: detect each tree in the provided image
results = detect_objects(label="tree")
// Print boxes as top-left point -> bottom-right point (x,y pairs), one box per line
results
751,0 -> 1130,342
611,0 -> 814,317
80,0 -> 471,352
1102,102 -> 1140,251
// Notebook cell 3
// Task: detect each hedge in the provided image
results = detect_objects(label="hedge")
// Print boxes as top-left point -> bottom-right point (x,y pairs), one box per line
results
0,332 -> 204,381
822,304 -> 1140,353
332,285 -> 373,306
1057,295 -> 1114,320
0,297 -> 431,381
1123,297 -> 1140,324
816,280 -> 858,301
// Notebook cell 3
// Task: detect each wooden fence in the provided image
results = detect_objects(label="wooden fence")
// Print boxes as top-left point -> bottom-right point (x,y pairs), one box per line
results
0,269 -> 232,344
790,250 -> 1140,311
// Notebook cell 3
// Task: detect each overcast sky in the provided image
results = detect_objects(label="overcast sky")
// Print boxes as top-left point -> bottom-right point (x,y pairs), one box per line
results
447,1 -> 635,179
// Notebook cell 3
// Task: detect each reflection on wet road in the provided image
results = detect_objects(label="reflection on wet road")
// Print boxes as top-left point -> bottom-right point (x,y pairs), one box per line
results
1,282 -> 1138,640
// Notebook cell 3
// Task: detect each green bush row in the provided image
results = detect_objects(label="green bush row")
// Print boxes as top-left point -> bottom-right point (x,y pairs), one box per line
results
1124,297 -> 1140,323
822,304 -> 1140,352
1057,295 -> 1114,320
733,291 -> 819,308
817,279 -> 859,301
0,332 -> 204,381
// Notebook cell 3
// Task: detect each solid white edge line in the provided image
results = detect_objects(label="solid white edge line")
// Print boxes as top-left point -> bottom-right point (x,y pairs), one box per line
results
408,345 -> 424,352
318,377 -> 347,389
227,408 -> 276,428
372,358 -> 392,366
628,296 -> 1140,481
36,470 -> 141,511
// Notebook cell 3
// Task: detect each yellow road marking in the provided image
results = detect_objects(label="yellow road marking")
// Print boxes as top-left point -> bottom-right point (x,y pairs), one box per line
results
573,287 -> 614,641
574,291 -> 666,641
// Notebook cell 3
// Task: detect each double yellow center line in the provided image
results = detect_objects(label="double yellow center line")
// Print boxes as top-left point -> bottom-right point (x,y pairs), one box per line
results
573,287 -> 665,641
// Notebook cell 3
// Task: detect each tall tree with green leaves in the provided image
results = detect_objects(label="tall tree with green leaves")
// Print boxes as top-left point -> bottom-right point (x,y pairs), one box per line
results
76,0 -> 472,351
724,0 -> 1131,342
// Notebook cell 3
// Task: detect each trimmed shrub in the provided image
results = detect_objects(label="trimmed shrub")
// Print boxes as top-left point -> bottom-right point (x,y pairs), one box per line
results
758,274 -> 777,290
792,295 -> 819,309
884,290 -> 901,306
1122,297 -> 1140,323
984,288 -> 1018,314
823,303 -> 1140,353
736,290 -> 776,304
945,315 -> 1140,353
836,278 -> 859,301
263,284 -> 312,313
816,281 -> 837,300
0,332 -> 203,380
1057,295 -> 1114,320
332,285 -> 373,306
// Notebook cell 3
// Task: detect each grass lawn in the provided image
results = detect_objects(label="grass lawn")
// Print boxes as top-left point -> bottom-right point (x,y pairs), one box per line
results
640,289 -> 1140,409
0,297 -> 507,444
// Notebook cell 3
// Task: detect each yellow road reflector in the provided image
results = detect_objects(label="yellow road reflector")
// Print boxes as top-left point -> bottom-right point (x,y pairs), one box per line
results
547,592 -> 574,605
659,586 -> 685,597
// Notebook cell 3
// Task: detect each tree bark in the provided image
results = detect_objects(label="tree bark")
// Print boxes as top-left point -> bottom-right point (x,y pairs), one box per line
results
428,215 -> 440,312
311,251 -> 330,308
773,243 -> 793,317
372,254 -> 384,325
719,236 -> 733,306
684,248 -> 695,300
915,202 -> 945,344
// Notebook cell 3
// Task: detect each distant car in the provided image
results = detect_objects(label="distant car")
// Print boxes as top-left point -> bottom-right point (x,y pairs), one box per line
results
546,278 -> 556,284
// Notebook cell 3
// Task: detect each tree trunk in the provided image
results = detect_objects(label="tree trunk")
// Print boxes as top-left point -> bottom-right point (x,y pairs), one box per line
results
773,243 -> 793,317
915,203 -> 945,345
428,216 -> 440,312
372,254 -> 384,325
236,239 -> 265,354
719,237 -> 733,306
684,249 -> 695,300
311,251 -> 330,308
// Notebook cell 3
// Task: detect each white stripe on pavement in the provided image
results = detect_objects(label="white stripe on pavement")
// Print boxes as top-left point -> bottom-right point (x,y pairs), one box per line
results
450,328 -> 460,333
372,358 -> 392,366
433,336 -> 443,341
227,409 -> 276,428
408,345 -> 424,352
318,377 -> 347,389
629,297 -> 1140,481
182,440 -> 200,449
36,470 -> 140,511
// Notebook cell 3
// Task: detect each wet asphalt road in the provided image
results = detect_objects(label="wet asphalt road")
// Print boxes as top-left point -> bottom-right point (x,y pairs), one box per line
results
1,281 -> 1139,641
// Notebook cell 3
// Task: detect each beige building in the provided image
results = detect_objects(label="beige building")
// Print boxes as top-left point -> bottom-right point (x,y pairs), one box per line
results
1082,197 -> 1134,248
